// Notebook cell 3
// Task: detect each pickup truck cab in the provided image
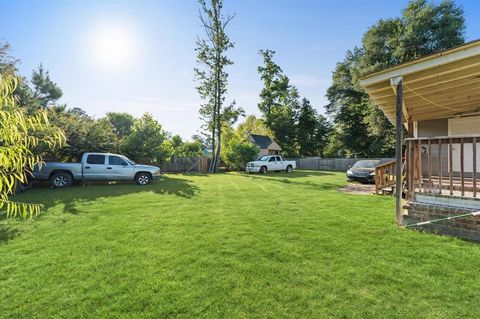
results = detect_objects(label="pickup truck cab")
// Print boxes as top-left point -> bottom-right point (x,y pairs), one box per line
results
34,153 -> 161,188
246,155 -> 296,174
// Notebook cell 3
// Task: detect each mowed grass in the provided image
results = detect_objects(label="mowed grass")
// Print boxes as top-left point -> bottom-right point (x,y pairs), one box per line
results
1,171 -> 480,318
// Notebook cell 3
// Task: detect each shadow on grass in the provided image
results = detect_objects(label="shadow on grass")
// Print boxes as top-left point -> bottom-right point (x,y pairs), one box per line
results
12,174 -> 200,216
236,170 -> 342,190
0,174 -> 199,242
0,224 -> 20,243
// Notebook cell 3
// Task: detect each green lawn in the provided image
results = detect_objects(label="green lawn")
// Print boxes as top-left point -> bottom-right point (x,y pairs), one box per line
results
1,171 -> 480,318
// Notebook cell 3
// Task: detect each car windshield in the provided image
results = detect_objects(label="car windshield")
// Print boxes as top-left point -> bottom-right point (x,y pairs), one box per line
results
353,160 -> 380,168
259,156 -> 270,161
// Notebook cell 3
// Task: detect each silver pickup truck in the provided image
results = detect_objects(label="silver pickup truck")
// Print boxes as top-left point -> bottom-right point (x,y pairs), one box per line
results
33,153 -> 161,188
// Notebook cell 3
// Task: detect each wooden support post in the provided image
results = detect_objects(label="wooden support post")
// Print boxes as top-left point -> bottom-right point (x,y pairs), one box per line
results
449,138 -> 453,195
438,138 -> 442,195
418,140 -> 423,193
407,122 -> 414,200
461,138 -> 465,196
474,137 -> 477,198
427,139 -> 432,193
408,140 -> 414,201
392,77 -> 403,226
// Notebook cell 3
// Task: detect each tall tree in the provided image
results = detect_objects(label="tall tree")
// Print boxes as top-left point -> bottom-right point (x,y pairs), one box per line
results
194,0 -> 241,172
296,98 -> 319,156
40,107 -> 119,162
0,42 -> 19,75
325,49 -> 372,157
257,50 -> 298,156
235,115 -> 273,140
257,49 -> 283,126
122,113 -> 169,164
315,114 -> 332,157
106,112 -> 135,138
31,64 -> 63,108
325,0 -> 465,157
222,137 -> 259,170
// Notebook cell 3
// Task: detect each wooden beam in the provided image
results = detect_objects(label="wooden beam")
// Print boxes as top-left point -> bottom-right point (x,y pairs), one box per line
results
409,110 -> 480,122
360,45 -> 480,86
474,137 -> 477,198
408,140 -> 414,200
369,68 -> 480,103
392,76 -> 403,226
449,138 -> 453,195
364,62 -> 480,96
418,140 -> 423,193
390,83 -> 409,126
438,138 -> 442,195
403,58 -> 480,86
461,138 -> 465,196
408,100 -> 480,117
404,89 -> 480,107
404,75 -> 480,98
428,139 -> 432,193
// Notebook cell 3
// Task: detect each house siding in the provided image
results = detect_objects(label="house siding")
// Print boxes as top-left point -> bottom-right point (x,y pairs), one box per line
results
417,119 -> 449,176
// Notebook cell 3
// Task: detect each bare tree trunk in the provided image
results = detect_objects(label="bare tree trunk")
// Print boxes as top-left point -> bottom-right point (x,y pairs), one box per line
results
209,124 -> 216,173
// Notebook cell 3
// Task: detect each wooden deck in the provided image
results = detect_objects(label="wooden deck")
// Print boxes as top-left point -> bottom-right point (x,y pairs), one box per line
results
415,176 -> 480,198
375,135 -> 480,199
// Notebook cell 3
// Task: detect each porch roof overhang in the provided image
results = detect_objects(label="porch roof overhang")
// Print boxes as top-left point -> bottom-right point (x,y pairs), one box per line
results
359,40 -> 480,126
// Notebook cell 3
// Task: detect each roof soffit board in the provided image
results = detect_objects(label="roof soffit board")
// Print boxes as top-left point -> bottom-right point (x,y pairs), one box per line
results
359,43 -> 480,87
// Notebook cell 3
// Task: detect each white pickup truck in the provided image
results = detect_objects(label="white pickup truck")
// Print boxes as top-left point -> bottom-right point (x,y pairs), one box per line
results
246,155 -> 296,174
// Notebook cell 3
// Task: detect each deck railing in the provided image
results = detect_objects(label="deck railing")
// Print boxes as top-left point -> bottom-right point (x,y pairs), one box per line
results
406,135 -> 480,198
375,160 -> 397,194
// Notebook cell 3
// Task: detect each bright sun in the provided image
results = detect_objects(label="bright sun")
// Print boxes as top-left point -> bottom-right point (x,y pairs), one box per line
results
91,24 -> 135,69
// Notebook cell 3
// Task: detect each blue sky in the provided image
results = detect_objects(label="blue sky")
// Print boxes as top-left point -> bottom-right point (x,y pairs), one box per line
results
1,0 -> 479,138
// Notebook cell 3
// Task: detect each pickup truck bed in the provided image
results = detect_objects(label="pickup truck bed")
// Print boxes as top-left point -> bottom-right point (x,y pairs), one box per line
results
34,162 -> 83,181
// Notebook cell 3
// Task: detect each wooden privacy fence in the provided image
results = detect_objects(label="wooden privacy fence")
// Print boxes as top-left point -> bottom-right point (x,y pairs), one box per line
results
157,156 -> 209,173
289,157 -> 394,172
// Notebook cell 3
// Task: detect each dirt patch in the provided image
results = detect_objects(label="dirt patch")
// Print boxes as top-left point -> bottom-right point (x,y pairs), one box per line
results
338,183 -> 376,195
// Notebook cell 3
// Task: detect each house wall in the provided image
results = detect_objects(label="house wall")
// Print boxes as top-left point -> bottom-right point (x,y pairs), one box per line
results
268,150 -> 280,155
258,148 -> 269,157
449,116 -> 480,172
416,117 -> 480,176
417,118 -> 448,137
416,119 -> 449,176
407,116 -> 480,241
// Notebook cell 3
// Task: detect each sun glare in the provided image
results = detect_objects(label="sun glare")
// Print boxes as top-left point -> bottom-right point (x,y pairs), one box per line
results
90,23 -> 136,69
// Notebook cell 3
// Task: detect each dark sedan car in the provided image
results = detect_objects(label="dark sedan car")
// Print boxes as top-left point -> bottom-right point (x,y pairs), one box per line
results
346,160 -> 381,183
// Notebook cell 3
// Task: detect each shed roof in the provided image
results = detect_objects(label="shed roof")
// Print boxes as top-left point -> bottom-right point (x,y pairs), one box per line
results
249,134 -> 276,149
359,40 -> 480,125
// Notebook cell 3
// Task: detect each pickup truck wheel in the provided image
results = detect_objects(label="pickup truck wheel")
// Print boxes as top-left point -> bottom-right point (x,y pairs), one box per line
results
135,173 -> 151,185
260,166 -> 267,174
286,165 -> 293,173
50,172 -> 73,188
